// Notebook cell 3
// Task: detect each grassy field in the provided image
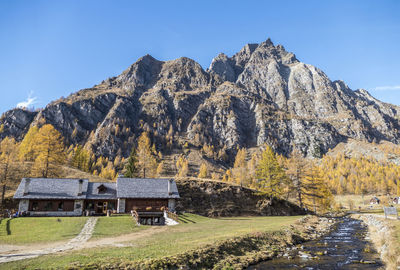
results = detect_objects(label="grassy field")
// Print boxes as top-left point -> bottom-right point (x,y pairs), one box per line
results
1,214 -> 303,269
91,215 -> 147,239
0,217 -> 88,244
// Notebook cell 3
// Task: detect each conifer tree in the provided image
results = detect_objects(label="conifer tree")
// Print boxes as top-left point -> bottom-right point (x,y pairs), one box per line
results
156,161 -> 164,177
232,148 -> 248,187
256,145 -> 286,197
19,126 -> 39,161
302,166 -> 333,213
32,124 -> 66,178
0,137 -> 18,205
124,146 -> 138,178
284,148 -> 309,208
176,156 -> 189,177
99,161 -> 116,180
198,163 -> 208,178
137,132 -> 157,178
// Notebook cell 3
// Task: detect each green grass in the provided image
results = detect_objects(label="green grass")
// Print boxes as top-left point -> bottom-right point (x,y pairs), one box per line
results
0,217 -> 88,245
1,214 -> 302,269
91,215 -> 147,239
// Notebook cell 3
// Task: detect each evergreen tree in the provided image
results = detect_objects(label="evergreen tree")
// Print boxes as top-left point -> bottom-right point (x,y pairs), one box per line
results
124,146 -> 138,178
256,145 -> 286,197
32,124 -> 66,178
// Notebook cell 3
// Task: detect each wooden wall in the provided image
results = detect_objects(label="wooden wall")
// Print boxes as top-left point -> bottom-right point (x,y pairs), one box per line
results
28,200 -> 74,212
125,198 -> 168,212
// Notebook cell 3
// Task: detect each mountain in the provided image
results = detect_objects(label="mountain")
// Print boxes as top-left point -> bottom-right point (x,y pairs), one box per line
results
1,38 -> 400,169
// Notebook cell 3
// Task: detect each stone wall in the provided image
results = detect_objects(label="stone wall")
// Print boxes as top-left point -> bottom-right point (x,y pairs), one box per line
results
28,211 -> 82,217
18,199 -> 29,212
117,198 -> 126,213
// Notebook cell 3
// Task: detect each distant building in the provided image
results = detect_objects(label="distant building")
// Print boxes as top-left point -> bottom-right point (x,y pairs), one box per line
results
392,197 -> 400,205
369,196 -> 380,205
13,177 -> 180,225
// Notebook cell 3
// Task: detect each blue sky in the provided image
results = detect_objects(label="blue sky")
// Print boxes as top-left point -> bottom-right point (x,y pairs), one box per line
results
0,0 -> 399,113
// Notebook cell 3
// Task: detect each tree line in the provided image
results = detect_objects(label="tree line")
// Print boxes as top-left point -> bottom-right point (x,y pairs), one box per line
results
2,123 -> 400,213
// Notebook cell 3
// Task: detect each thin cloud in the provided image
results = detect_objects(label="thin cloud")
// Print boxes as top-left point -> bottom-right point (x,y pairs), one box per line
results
16,91 -> 37,109
374,85 -> 400,91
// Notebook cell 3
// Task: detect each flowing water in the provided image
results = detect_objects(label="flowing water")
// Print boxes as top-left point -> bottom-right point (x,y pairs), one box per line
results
248,217 -> 384,270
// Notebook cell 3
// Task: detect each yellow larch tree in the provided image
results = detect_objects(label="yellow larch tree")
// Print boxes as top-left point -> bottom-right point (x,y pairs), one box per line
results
176,155 -> 189,177
0,137 -> 19,204
232,148 -> 248,187
302,166 -> 333,213
136,132 -> 157,178
198,163 -> 208,179
284,148 -> 309,208
19,126 -> 39,161
255,145 -> 287,198
32,124 -> 66,178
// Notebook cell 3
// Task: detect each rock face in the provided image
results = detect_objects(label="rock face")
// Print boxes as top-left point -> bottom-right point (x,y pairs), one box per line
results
175,179 -> 305,217
1,38 -> 400,162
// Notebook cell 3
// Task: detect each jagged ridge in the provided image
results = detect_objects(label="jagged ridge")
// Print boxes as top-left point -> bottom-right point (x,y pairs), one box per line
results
1,38 -> 400,169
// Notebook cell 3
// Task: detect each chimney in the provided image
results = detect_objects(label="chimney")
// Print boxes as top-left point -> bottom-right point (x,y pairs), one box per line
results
168,179 -> 173,196
78,179 -> 83,196
23,178 -> 31,195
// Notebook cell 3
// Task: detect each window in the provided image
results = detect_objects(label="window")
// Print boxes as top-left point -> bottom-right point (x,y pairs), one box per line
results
58,202 -> 64,211
44,202 -> 53,211
97,185 -> 107,194
87,203 -> 94,210
108,201 -> 116,210
31,202 -> 38,211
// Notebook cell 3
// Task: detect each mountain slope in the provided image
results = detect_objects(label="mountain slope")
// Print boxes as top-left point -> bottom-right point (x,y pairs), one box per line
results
1,38 -> 400,168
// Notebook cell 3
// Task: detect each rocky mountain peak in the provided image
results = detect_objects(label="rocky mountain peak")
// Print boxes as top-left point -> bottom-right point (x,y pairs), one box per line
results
1,38 -> 400,164
114,54 -> 163,90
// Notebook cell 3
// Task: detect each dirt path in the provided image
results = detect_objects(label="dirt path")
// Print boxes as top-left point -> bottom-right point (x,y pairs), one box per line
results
81,225 -> 168,249
0,217 -> 98,264
0,219 -> 168,264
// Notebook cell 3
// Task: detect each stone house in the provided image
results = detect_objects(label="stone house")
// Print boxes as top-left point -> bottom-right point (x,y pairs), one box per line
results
13,177 -> 180,224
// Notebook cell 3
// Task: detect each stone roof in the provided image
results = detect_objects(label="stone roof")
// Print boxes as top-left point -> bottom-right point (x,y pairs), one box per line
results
117,178 -> 180,199
86,182 -> 117,200
13,178 -> 89,200
14,178 -> 180,200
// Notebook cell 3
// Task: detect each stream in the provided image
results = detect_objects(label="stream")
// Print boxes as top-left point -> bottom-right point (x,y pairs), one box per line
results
248,217 -> 384,270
